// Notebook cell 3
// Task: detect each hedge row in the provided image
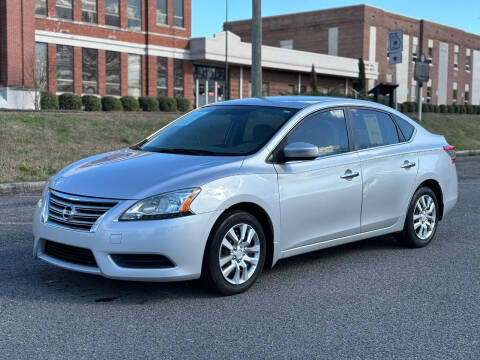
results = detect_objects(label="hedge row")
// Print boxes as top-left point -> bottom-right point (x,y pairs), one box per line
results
40,92 -> 190,112
397,101 -> 480,115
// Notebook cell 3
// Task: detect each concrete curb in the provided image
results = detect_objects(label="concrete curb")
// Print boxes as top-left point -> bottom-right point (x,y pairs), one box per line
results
457,150 -> 480,156
0,150 -> 478,195
0,181 -> 45,195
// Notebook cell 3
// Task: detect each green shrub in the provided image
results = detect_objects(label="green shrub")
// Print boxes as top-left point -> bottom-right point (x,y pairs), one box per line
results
432,104 -> 439,113
58,93 -> 82,110
466,105 -> 474,114
439,104 -> 447,113
121,96 -> 140,111
403,102 -> 416,112
40,91 -> 59,110
476,106 -> 480,115
158,96 -> 177,112
447,105 -> 455,113
82,95 -> 101,111
396,103 -> 403,113
175,97 -> 190,112
138,96 -> 159,112
458,105 -> 466,114
102,96 -> 123,111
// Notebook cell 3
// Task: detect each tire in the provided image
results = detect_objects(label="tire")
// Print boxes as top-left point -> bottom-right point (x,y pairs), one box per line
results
202,210 -> 266,295
396,186 -> 440,248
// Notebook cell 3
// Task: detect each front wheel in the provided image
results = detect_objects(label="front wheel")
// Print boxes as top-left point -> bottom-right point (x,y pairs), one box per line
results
397,186 -> 439,248
202,211 -> 266,295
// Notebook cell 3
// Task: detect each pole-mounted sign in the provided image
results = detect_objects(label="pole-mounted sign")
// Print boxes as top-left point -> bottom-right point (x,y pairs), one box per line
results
388,29 -> 403,65
414,53 -> 430,83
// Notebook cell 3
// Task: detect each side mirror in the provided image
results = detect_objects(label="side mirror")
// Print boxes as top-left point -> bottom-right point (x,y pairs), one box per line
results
282,142 -> 319,162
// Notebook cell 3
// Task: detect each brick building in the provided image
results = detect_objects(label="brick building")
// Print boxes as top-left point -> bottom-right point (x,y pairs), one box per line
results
0,1 -> 381,109
227,4 -> 480,105
0,0 -> 192,109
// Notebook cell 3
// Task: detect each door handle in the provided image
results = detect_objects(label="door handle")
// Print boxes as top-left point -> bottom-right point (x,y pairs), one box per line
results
341,170 -> 360,180
401,160 -> 416,169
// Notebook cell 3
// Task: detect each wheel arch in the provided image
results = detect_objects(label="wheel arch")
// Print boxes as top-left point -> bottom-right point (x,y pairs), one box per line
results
417,179 -> 444,220
203,202 -> 276,273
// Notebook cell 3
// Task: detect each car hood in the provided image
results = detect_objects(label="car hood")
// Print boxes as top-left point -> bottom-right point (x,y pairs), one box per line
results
51,148 -> 244,199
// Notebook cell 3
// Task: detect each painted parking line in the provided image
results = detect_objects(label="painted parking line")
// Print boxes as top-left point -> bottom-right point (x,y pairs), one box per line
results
0,222 -> 32,225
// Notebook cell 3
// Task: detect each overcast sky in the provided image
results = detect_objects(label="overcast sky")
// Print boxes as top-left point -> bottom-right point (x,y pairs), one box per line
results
192,0 -> 480,38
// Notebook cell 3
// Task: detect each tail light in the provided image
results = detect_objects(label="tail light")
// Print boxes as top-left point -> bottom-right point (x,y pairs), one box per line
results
443,145 -> 456,163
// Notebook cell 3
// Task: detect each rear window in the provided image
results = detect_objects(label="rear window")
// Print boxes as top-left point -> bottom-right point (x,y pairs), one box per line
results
394,115 -> 415,141
350,109 -> 400,150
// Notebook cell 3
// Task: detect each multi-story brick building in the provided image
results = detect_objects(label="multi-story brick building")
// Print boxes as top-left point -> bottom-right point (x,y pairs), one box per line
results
0,1 -> 382,109
228,4 -> 480,105
0,0 -> 192,109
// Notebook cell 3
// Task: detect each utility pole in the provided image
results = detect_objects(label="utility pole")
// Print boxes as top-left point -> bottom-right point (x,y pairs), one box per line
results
251,0 -> 262,97
417,19 -> 424,121
225,0 -> 229,100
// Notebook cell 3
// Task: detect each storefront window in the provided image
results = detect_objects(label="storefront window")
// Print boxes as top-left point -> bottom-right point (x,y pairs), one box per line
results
35,43 -> 48,91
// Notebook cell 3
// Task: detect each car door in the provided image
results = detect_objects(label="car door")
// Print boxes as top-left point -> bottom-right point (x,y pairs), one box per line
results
273,108 -> 363,251
347,107 -> 419,233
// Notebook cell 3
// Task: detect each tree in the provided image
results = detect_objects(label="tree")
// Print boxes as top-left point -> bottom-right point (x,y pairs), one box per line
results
24,47 -> 49,111
310,64 -> 318,94
357,58 -> 366,96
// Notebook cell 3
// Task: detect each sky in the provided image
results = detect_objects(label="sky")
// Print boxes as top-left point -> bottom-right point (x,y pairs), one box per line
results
192,0 -> 480,38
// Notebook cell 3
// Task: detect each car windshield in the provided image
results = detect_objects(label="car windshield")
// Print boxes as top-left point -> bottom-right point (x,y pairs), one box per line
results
141,105 -> 298,156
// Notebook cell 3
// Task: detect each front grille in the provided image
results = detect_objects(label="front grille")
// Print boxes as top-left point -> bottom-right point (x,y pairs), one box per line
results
47,190 -> 118,232
44,240 -> 97,267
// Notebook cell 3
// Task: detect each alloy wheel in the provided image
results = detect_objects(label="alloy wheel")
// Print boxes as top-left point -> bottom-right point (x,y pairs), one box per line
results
218,223 -> 261,285
413,194 -> 437,240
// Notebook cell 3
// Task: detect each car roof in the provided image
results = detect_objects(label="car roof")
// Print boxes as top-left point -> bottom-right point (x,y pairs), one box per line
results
214,96 -> 350,109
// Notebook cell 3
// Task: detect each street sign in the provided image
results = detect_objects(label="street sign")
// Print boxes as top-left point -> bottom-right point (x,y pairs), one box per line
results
389,51 -> 402,65
414,53 -> 430,83
388,30 -> 403,52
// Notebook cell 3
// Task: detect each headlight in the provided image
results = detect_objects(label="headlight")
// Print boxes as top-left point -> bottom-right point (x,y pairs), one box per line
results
119,188 -> 201,221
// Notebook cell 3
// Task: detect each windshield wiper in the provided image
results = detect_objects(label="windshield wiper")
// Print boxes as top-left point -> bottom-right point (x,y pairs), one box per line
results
151,148 -> 219,156
129,138 -> 148,151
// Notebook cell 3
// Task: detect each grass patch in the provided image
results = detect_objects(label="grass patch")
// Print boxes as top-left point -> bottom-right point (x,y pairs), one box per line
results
407,113 -> 480,150
0,112 -> 177,183
0,111 -> 479,183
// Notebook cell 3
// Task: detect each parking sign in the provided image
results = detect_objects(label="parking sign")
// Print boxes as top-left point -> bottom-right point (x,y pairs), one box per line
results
388,30 -> 403,52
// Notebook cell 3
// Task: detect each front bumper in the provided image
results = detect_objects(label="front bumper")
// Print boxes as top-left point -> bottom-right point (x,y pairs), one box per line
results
32,198 -> 221,282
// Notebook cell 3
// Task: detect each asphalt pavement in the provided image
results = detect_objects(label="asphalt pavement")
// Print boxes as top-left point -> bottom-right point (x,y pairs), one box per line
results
1,157 -> 479,359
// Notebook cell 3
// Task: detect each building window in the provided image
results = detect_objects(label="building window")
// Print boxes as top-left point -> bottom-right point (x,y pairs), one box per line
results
106,51 -> 121,95
157,0 -> 167,25
288,84 -> 296,94
465,84 -> 470,104
173,59 -> 184,97
428,40 -> 434,64
280,40 -> 293,49
173,0 -> 184,27
157,57 -> 168,97
35,0 -> 47,17
262,82 -> 270,97
82,48 -> 98,94
105,0 -> 120,27
127,0 -> 141,30
56,0 -> 73,20
453,45 -> 459,70
411,82 -> 416,102
412,37 -> 418,62
35,43 -> 48,91
466,49 -> 471,72
426,81 -> 432,104
128,54 -> 142,97
82,0 -> 97,23
56,45 -> 74,93
453,82 -> 458,104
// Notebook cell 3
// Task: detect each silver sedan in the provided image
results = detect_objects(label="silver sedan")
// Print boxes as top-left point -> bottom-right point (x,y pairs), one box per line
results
33,97 -> 458,295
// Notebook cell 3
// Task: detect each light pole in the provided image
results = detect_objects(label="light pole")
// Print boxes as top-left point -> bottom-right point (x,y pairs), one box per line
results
251,0 -> 262,97
225,0 -> 229,100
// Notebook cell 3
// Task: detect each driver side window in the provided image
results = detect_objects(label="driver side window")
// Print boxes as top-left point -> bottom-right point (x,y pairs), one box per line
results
285,109 -> 349,157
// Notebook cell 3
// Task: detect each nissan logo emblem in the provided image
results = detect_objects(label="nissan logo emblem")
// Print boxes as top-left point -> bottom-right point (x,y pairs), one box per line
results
62,205 -> 76,221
